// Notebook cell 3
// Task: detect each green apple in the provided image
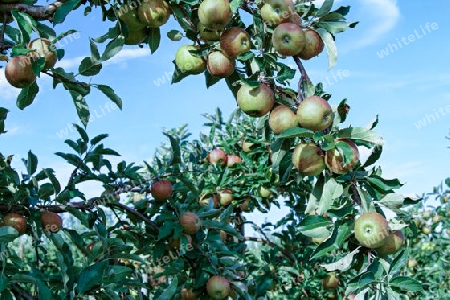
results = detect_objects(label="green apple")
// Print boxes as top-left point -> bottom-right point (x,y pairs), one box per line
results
269,105 -> 298,134
5,56 -> 36,88
198,23 -> 221,41
374,230 -> 404,255
296,95 -> 333,131
175,45 -> 206,74
325,139 -> 359,174
118,3 -> 147,30
237,83 -> 274,117
138,0 -> 170,28
260,0 -> 295,26
207,51 -> 235,78
220,27 -> 251,59
198,0 -> 232,30
218,189 -> 233,206
354,212 -> 389,249
258,186 -> 273,198
298,29 -> 324,60
180,212 -> 202,235
432,214 -> 441,223
422,226 -> 432,234
271,22 -> 305,56
151,179 -> 173,202
27,38 -> 58,70
206,275 -> 230,300
124,28 -> 148,45
407,258 -> 418,268
292,142 -> 325,176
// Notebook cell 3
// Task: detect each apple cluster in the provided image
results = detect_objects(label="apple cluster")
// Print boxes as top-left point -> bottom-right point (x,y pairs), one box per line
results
117,0 -> 171,45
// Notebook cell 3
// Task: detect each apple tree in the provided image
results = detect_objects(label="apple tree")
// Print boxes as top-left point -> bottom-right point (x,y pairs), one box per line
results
0,0 -> 428,299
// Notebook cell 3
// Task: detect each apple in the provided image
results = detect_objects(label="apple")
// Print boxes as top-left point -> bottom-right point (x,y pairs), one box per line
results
325,139 -> 360,174
441,195 -> 449,203
218,189 -> 233,206
241,141 -> 254,152
237,83 -> 274,117
260,0 -> 295,26
180,212 -> 202,235
374,230 -> 404,255
151,179 -> 173,202
296,95 -> 333,131
117,3 -> 147,30
206,275 -> 230,300
432,214 -> 441,223
422,210 -> 431,219
40,211 -> 63,233
258,186 -> 273,198
207,51 -> 235,78
198,0 -> 232,31
4,56 -> 36,88
1,213 -> 27,235
271,23 -> 305,56
124,28 -> 148,45
422,226 -> 432,235
407,258 -> 418,268
180,287 -> 197,300
220,27 -> 251,59
298,29 -> 324,60
239,197 -> 251,212
220,230 -> 227,242
175,45 -> 206,75
292,142 -> 325,176
208,148 -> 227,166
354,212 -> 389,248
226,154 -> 242,167
198,23 -> 221,41
138,0 -> 171,28
169,234 -> 192,249
199,193 -> 219,207
322,273 -> 339,290
28,38 -> 57,70
269,105 -> 298,134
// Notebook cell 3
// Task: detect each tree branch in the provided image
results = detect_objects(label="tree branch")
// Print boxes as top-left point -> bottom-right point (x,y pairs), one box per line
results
0,0 -> 66,21
293,55 -> 311,104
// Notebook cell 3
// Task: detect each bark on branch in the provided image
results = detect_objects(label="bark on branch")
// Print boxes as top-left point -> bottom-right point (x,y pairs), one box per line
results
0,0 -> 65,21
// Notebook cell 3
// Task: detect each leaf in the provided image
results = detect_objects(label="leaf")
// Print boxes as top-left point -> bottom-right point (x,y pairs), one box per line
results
316,28 -> 338,70
101,35 -> 125,61
0,107 -> 8,134
337,127 -> 384,146
77,260 -> 109,294
90,134 -> 109,146
379,193 -> 405,210
78,57 -> 102,76
89,39 -> 100,61
36,279 -> 52,299
53,0 -> 82,24
298,215 -> 332,238
0,226 -> 19,243
316,0 -> 334,17
156,277 -> 178,300
148,27 -> 161,54
10,11 -> 37,43
320,247 -> 360,272
96,85 -> 123,109
16,82 -> 39,110
26,150 -> 37,175
362,145 -> 382,168
311,218 -> 352,259
167,30 -> 183,41
0,277 -> 10,293
389,276 -> 424,293
69,91 -> 90,126
163,132 -> 181,166
276,127 -> 314,139
366,175 -> 402,193
317,176 -> 343,215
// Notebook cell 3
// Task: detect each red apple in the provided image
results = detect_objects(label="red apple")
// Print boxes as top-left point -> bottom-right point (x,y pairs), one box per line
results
237,83 -> 274,117
40,211 -> 63,233
207,51 -> 235,78
1,213 -> 27,235
374,230 -> 404,255
292,142 -> 325,176
226,154 -> 242,167
269,105 -> 298,134
260,0 -> 295,26
296,95 -> 333,132
298,29 -> 324,60
239,197 -> 251,212
151,179 -> 173,202
354,212 -> 389,249
220,27 -> 251,59
180,287 -> 197,300
325,139 -> 360,174
138,0 -> 171,28
198,0 -> 232,31
28,38 -> 57,70
4,56 -> 36,88
207,275 -> 230,300
271,22 -> 305,56
208,148 -> 227,166
199,193 -> 219,207
180,212 -> 202,235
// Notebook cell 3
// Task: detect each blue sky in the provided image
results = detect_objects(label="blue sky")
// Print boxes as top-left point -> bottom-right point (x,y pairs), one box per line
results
1,0 -> 449,205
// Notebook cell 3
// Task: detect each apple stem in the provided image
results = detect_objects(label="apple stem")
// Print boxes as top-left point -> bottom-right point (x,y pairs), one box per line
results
293,55 -> 311,104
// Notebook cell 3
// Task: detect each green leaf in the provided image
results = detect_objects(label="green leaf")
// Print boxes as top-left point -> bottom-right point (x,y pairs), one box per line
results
0,107 -> 8,134
156,276 -> 178,300
96,85 -> 123,109
337,127 -> 384,146
93,26 -> 119,43
320,248 -> 360,272
379,193 -> 404,210
230,0 -> 245,13
316,0 -> 334,17
316,28 -> 338,70
36,279 -> 52,299
0,227 -> 19,243
312,218 -> 352,259
78,57 -> 102,76
0,277 -> 10,293
167,30 -> 183,41
205,71 -> 222,88
16,82 -> 39,110
389,276 -> 424,293
89,39 -> 101,61
26,150 -> 37,175
276,127 -> 314,139
317,176 -> 343,215
53,0 -> 81,24
201,219 -> 241,238
148,27 -> 161,54
362,145 -> 382,168
90,134 -> 109,146
77,260 -> 109,294
69,91 -> 90,126
101,35 -> 125,61
366,175 -> 402,193
298,215 -> 332,238
10,10 -> 37,44
163,132 -> 181,166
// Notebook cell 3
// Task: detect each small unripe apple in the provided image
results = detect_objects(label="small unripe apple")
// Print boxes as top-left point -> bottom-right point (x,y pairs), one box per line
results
237,83 -> 274,117
322,273 -> 339,290
1,213 -> 27,235
432,214 -> 441,223
4,56 -> 36,88
206,275 -> 230,300
226,154 -> 242,167
258,186 -> 273,198
260,0 -> 295,26
180,212 -> 202,235
422,210 -> 431,219
269,105 -> 298,134
421,226 -> 432,235
40,211 -> 63,233
138,0 -> 171,28
208,148 -> 227,166
207,51 -> 235,78
151,179 -> 173,202
354,212 -> 389,249
220,27 -> 251,59
218,189 -> 233,206
239,197 -> 251,212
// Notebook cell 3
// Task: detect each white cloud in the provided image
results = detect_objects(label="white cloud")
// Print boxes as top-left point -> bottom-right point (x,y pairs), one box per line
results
55,56 -> 84,69
0,68 -> 20,101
